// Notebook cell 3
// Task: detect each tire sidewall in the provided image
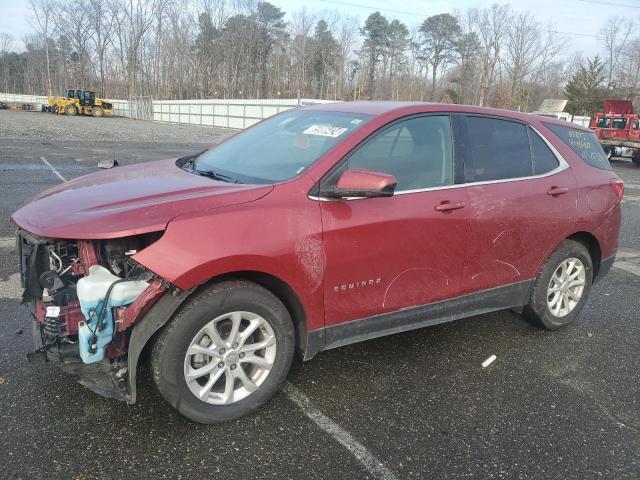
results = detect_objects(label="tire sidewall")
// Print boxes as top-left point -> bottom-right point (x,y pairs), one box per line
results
529,240 -> 593,329
153,282 -> 294,424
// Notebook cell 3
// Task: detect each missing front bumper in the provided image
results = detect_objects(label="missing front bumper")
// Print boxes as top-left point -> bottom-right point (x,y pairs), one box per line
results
27,321 -> 132,403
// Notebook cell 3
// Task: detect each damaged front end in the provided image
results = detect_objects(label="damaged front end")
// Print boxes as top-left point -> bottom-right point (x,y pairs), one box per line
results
17,229 -> 170,402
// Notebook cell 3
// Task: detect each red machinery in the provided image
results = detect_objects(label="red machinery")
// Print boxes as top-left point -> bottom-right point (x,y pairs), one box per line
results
591,99 -> 640,165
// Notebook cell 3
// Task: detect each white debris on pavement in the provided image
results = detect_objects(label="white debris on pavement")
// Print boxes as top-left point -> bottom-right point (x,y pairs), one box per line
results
482,355 -> 497,368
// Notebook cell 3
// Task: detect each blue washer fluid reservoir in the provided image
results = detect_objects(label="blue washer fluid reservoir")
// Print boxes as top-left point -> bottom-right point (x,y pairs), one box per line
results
76,265 -> 149,364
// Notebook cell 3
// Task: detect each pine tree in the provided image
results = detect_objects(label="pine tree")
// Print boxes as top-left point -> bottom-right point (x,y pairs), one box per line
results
565,56 -> 612,116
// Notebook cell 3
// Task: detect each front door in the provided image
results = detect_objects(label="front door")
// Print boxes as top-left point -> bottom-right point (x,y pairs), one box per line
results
319,115 -> 471,326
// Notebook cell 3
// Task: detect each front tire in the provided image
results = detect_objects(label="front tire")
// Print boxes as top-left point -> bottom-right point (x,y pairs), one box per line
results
64,104 -> 78,116
523,240 -> 593,330
151,280 -> 295,424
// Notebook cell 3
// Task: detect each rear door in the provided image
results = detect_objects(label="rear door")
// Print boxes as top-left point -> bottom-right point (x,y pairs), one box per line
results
458,115 -> 578,294
319,115 -> 471,326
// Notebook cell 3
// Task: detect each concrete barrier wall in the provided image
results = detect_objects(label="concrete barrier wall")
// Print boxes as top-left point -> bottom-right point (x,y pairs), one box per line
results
150,98 -> 337,128
0,92 -> 336,129
0,93 -> 49,108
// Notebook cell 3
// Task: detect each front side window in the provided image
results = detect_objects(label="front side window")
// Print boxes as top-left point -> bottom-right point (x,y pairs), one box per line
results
545,123 -> 611,171
194,110 -> 371,184
345,115 -> 454,191
464,116 -> 533,182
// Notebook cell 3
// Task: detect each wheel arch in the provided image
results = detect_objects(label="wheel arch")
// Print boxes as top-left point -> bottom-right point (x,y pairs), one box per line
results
532,231 -> 603,287
126,269 -> 311,403
205,270 -> 310,358
566,231 -> 602,279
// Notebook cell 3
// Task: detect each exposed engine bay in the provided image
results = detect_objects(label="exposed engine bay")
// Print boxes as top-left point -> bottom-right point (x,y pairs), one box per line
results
17,229 -> 169,400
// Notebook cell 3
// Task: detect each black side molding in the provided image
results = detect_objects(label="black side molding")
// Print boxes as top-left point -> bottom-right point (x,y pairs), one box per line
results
304,279 -> 533,360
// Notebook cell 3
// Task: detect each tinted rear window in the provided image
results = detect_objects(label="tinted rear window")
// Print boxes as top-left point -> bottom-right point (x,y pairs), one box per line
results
465,116 -> 533,182
545,124 -> 611,170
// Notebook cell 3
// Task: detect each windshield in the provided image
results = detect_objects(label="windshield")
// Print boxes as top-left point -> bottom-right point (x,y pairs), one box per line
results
596,117 -> 627,129
193,109 -> 371,184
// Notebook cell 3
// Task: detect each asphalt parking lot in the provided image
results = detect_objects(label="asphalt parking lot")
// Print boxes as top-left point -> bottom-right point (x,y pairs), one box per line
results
0,110 -> 639,480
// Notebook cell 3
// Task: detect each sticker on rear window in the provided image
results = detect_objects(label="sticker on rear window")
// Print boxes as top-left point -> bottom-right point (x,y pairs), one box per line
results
545,123 -> 611,170
303,124 -> 348,138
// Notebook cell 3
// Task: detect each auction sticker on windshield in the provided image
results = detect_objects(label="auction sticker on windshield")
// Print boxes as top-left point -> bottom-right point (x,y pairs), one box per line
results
303,124 -> 348,137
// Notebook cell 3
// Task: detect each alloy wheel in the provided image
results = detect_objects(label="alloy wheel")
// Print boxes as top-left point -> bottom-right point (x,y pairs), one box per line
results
546,257 -> 586,318
183,311 -> 277,405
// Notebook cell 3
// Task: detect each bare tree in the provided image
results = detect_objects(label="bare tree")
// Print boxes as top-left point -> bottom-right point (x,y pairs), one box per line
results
620,38 -> 640,98
504,13 -> 563,109
52,0 -> 95,89
86,0 -> 116,96
334,15 -> 359,100
112,0 -> 158,96
472,4 -> 510,106
290,7 -> 316,95
5,0 -> 640,111
601,16 -> 634,87
29,0 -> 55,96
0,33 -> 13,52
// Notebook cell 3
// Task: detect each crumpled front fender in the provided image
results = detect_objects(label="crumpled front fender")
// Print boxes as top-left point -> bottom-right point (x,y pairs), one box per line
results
125,289 -> 193,403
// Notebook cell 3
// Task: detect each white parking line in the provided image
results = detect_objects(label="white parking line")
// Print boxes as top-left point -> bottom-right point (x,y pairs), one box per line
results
40,156 -> 67,182
283,383 -> 399,480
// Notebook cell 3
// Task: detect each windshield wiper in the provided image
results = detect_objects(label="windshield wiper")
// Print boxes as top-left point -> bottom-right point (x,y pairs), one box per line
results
194,169 -> 240,184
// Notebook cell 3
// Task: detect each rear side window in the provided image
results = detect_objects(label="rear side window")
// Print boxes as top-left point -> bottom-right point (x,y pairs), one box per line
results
528,128 -> 559,175
545,124 -> 611,170
465,116 -> 533,182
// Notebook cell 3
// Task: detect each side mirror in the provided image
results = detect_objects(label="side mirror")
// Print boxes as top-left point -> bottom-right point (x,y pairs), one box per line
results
323,169 -> 397,199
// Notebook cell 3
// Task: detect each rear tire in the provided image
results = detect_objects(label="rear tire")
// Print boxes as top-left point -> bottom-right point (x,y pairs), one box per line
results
64,104 -> 77,116
523,240 -> 593,330
151,280 -> 295,424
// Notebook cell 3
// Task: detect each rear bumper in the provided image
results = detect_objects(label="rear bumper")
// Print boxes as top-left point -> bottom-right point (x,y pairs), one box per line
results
599,139 -> 640,149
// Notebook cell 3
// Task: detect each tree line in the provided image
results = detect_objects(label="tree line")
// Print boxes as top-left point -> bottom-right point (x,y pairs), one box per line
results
0,0 -> 639,115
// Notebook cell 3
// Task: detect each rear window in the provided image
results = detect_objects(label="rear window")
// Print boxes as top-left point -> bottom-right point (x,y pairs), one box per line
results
545,124 -> 611,170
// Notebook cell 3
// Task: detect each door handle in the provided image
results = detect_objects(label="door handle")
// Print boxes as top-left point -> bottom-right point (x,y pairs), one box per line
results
435,201 -> 465,212
547,186 -> 569,196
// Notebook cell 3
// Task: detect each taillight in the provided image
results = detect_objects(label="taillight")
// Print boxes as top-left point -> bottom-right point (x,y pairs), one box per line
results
611,179 -> 624,203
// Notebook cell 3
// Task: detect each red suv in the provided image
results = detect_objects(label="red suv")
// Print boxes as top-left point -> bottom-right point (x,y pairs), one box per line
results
12,102 -> 623,423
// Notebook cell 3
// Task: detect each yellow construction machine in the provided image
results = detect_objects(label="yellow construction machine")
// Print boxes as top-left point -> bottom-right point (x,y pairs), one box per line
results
43,89 -> 114,117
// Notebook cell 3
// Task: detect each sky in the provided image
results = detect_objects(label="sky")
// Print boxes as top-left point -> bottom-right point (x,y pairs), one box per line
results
1,0 -> 639,58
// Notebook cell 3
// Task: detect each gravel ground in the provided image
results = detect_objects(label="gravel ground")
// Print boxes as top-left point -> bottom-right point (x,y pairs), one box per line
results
0,110 -> 638,480
0,109 -> 233,143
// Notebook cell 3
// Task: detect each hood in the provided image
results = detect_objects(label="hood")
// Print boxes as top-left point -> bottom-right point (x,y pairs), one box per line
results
11,159 -> 273,239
